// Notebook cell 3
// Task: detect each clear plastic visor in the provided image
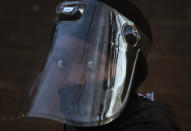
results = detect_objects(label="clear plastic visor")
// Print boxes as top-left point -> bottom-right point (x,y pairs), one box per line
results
17,0 -> 142,127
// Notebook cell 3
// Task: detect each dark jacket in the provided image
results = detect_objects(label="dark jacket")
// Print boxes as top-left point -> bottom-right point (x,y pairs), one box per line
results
64,92 -> 179,131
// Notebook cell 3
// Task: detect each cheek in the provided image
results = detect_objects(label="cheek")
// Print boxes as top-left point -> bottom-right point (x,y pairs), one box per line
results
86,66 -> 110,83
53,67 -> 66,87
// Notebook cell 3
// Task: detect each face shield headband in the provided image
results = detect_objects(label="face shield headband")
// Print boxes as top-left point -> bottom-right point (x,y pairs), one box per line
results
17,0 -> 152,127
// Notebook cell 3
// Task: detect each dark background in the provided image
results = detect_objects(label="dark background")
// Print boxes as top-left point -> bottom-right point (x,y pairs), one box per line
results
0,0 -> 191,130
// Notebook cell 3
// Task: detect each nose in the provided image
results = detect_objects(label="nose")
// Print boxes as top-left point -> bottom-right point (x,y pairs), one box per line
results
62,64 -> 85,85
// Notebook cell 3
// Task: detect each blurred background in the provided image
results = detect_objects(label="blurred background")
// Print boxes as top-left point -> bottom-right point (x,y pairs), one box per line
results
0,0 -> 191,130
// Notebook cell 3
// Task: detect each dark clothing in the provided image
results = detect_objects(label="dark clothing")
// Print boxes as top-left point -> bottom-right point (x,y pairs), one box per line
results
64,92 -> 179,131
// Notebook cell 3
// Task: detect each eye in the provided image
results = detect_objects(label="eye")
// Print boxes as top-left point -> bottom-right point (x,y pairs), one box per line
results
87,60 -> 99,72
56,59 -> 67,70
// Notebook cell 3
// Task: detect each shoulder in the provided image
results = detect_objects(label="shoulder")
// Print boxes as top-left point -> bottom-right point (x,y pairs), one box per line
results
119,122 -> 177,131
118,96 -> 180,131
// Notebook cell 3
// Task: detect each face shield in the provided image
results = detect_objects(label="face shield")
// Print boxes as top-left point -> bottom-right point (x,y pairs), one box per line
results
17,0 -> 151,127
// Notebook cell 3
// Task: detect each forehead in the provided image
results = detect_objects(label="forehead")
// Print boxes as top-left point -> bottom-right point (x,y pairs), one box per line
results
54,35 -> 85,48
53,35 -> 108,59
